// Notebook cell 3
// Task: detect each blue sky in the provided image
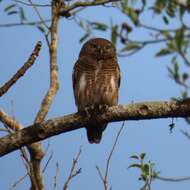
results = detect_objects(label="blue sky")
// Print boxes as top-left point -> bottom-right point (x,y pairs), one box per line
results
1,1 -> 190,190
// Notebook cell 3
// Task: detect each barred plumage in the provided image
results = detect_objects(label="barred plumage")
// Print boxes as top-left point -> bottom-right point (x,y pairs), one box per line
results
72,38 -> 120,143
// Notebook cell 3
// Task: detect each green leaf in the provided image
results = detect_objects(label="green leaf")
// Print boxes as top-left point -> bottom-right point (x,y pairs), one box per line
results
120,43 -> 141,52
167,1 -> 176,17
37,25 -> 46,33
153,0 -> 166,14
162,15 -> 169,25
79,32 -> 90,43
175,28 -> 185,50
142,164 -> 149,175
19,7 -> 27,21
128,163 -> 142,169
90,22 -> 108,31
123,6 -> 139,25
7,11 -> 18,15
161,31 -> 172,39
4,4 -> 16,12
79,20 -> 84,29
130,155 -> 139,160
155,48 -> 172,57
140,153 -> 146,160
111,25 -> 118,45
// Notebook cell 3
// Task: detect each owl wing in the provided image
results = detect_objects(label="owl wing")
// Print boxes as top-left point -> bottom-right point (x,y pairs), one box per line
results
72,56 -> 95,111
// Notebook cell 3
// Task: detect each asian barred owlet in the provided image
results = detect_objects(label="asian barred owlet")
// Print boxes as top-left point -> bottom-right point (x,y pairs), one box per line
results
72,38 -> 120,143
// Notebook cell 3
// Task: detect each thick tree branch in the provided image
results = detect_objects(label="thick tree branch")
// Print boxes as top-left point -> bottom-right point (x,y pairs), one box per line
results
0,41 -> 42,97
1,100 -> 190,157
27,2 -> 60,189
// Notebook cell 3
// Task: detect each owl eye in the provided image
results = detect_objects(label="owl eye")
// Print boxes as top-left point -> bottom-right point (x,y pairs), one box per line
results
104,44 -> 112,51
90,43 -> 98,49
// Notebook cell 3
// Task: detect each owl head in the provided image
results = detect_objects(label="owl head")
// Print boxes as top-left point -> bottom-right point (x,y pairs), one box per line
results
79,38 -> 116,59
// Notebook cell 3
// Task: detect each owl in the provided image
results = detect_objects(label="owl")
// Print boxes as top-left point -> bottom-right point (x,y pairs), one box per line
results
72,38 -> 120,143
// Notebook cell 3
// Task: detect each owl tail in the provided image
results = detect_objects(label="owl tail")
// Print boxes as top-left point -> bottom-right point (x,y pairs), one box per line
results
86,123 -> 107,144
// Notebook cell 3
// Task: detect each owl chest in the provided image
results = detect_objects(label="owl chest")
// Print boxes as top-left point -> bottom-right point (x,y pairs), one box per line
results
78,62 -> 116,99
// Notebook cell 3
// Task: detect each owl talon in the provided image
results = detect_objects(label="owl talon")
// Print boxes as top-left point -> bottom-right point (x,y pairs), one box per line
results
84,105 -> 95,118
98,104 -> 109,114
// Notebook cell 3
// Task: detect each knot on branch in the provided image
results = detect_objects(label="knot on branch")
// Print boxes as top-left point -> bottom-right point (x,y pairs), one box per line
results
138,105 -> 149,116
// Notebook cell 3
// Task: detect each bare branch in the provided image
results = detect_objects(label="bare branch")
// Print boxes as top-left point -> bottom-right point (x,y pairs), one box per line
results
0,41 -> 42,97
156,175 -> 190,182
104,122 -> 124,186
1,100 -> 190,156
53,162 -> 60,190
28,0 -> 50,30
96,122 -> 124,190
26,2 -> 62,189
10,173 -> 28,190
34,1 -> 59,124
42,151 -> 53,173
59,0 -> 120,17
13,0 -> 50,7
0,20 -> 50,27
63,146 -> 82,190
0,108 -> 23,130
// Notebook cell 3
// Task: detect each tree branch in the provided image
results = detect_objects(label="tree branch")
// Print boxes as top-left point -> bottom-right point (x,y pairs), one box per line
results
1,100 -> 190,157
59,0 -> 120,17
0,41 -> 42,97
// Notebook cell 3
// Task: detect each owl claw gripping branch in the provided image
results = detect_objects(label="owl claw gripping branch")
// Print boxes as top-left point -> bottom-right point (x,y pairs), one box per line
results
72,38 -> 120,144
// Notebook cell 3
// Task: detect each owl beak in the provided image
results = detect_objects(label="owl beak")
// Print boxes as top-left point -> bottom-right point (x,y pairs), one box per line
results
99,48 -> 104,55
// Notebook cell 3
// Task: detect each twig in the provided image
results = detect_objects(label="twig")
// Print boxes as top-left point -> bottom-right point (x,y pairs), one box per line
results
63,146 -> 82,190
28,0 -> 50,30
96,122 -> 125,190
0,41 -> 42,97
13,0 -> 50,7
53,162 -> 60,190
180,129 -> 190,140
42,151 -> 53,173
156,175 -> 190,182
0,108 -> 23,130
0,128 -> 9,132
10,173 -> 28,190
59,0 -> 120,17
0,20 -> 51,27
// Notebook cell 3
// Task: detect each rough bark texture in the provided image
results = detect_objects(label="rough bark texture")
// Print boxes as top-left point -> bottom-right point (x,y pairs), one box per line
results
1,100 -> 190,157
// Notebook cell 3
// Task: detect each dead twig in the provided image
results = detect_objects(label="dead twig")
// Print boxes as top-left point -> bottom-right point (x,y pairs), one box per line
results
96,122 -> 125,190
53,162 -> 60,190
0,41 -> 42,97
63,147 -> 82,190
59,0 -> 121,17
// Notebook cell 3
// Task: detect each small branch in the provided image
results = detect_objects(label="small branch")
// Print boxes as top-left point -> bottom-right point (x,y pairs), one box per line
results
10,173 -> 28,190
156,175 -> 190,182
53,162 -> 60,190
28,0 -> 50,30
13,0 -> 50,7
104,122 -> 124,183
0,41 -> 42,97
63,146 -> 82,190
180,130 -> 190,140
0,20 -> 51,27
59,0 -> 120,17
34,0 -> 59,123
42,151 -> 53,173
1,100 -> 190,156
96,122 -> 124,190
0,108 -> 23,130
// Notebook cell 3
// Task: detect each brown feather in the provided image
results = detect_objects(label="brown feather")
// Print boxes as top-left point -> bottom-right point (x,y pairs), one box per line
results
72,38 -> 120,143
